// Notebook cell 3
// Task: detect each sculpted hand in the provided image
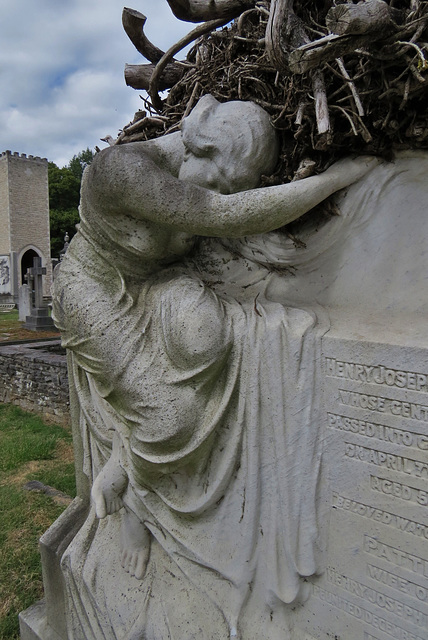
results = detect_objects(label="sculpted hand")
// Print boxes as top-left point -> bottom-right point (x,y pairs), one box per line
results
324,155 -> 381,189
91,463 -> 128,519
91,475 -> 109,519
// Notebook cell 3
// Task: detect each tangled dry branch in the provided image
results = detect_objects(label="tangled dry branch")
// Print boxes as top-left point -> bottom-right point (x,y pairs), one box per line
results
115,0 -> 428,184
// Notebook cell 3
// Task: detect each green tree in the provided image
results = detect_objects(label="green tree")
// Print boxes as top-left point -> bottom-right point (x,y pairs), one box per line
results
48,163 -> 80,211
48,149 -> 94,258
67,148 -> 94,180
49,208 -> 80,258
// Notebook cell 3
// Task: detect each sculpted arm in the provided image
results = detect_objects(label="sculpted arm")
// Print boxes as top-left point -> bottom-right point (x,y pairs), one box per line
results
129,131 -> 185,177
84,144 -> 378,238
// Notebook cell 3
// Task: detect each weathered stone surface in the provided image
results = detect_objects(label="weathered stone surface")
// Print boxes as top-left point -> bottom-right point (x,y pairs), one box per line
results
19,600 -> 62,640
20,96 -> 427,640
296,335 -> 428,640
18,284 -> 32,321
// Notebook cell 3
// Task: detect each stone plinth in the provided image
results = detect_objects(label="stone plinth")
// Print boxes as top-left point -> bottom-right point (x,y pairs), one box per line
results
25,308 -> 55,331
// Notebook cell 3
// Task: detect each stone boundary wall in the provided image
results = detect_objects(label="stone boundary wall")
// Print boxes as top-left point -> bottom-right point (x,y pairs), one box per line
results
0,340 -> 70,427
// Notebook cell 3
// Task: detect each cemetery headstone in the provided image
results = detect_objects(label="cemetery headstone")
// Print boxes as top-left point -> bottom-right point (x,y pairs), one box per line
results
24,257 -> 54,331
18,284 -> 31,322
19,2 -> 428,640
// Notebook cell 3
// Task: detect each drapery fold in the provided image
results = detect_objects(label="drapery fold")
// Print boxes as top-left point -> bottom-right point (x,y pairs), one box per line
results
53,231 -> 327,638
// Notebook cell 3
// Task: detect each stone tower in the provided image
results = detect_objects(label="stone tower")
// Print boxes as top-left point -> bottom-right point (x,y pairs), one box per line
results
0,151 -> 52,304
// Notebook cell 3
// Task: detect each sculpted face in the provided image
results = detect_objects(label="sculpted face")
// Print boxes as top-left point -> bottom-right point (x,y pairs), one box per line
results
178,143 -> 232,194
179,94 -> 279,195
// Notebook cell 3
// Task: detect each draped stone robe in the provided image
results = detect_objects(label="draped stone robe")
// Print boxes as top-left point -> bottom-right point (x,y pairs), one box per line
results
53,221 -> 326,639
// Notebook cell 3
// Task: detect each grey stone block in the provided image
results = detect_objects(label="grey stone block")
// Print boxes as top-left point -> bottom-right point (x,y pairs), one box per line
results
19,601 -> 63,640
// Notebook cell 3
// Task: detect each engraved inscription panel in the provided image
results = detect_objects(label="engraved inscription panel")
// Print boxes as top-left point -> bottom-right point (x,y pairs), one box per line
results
296,337 -> 428,640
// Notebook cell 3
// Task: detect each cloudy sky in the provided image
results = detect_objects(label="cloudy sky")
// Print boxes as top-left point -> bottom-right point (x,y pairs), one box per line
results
0,0 -> 191,167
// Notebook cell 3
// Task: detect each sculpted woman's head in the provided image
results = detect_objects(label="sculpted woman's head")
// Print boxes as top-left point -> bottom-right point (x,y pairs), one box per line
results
179,95 -> 279,194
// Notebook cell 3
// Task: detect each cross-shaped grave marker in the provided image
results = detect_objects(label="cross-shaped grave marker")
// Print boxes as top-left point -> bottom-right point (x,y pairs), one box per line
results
24,256 -> 55,331
27,257 -> 46,309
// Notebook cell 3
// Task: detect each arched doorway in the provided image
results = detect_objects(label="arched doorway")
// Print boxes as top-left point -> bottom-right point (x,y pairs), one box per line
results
21,249 -> 40,283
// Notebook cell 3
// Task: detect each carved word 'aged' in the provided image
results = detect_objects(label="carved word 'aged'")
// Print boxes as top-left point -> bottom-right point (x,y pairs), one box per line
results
370,475 -> 428,506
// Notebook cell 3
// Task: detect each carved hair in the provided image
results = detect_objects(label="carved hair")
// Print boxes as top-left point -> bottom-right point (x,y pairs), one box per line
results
181,95 -> 278,193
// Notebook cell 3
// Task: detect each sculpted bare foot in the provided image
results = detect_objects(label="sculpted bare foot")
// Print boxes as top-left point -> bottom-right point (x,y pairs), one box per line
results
91,459 -> 128,519
120,509 -> 151,580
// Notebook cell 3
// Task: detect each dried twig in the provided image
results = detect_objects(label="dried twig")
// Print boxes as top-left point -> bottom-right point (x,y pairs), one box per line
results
336,58 -> 365,117
149,18 -> 232,110
117,0 -> 428,181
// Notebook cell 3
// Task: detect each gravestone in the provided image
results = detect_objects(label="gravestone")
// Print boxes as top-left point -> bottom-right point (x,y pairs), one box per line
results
18,284 -> 31,322
19,100 -> 428,640
24,257 -> 54,331
18,2 -> 428,639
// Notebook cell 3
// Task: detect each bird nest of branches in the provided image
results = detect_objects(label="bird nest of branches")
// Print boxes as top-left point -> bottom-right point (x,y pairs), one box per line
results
114,0 -> 428,185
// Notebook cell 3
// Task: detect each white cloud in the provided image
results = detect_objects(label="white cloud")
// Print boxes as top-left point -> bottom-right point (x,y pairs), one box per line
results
0,0 -> 192,166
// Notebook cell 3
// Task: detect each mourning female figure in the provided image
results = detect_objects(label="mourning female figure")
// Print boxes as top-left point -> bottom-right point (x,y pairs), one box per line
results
53,95 -> 377,639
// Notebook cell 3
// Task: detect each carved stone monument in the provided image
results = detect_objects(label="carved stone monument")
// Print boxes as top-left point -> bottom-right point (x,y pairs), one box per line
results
18,284 -> 31,322
19,2 -> 428,640
23,257 -> 55,331
19,96 -> 428,640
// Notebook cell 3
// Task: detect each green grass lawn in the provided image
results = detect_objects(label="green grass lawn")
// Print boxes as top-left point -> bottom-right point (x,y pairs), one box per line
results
0,309 -> 59,342
0,404 -> 76,639
0,309 -> 19,331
